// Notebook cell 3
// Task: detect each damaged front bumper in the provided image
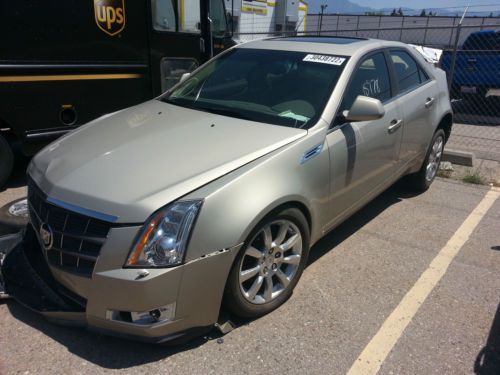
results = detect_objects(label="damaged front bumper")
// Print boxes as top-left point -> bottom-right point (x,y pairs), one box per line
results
1,227 -> 241,343
0,230 -> 23,299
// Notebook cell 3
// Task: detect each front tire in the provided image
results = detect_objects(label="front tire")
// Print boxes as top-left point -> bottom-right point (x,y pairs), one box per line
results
406,129 -> 445,192
224,208 -> 310,318
0,198 -> 29,229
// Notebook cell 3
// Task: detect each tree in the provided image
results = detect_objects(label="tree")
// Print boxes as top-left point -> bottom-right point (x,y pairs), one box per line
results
391,8 -> 397,16
488,12 -> 493,18
397,7 -> 404,16
420,9 -> 427,17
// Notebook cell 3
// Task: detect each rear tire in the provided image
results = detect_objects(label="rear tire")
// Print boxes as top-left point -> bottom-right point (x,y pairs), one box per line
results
224,208 -> 310,319
405,129 -> 445,192
0,135 -> 13,189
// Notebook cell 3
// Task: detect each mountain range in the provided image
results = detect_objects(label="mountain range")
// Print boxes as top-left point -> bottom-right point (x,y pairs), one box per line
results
307,0 -> 500,17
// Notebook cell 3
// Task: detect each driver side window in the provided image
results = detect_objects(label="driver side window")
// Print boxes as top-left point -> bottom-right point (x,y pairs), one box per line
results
210,0 -> 228,36
151,0 -> 201,33
152,0 -> 176,31
341,52 -> 392,113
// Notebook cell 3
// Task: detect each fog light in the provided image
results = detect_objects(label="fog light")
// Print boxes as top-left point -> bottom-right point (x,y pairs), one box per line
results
107,302 -> 176,325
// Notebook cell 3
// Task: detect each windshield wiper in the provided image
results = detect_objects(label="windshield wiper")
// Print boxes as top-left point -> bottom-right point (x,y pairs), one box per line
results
161,96 -> 187,106
197,106 -> 251,121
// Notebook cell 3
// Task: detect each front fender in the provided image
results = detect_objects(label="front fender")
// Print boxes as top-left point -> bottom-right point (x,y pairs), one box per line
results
183,127 -> 330,262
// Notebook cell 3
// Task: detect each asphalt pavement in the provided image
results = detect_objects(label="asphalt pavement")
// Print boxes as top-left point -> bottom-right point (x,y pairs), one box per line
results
447,123 -> 500,163
0,178 -> 499,375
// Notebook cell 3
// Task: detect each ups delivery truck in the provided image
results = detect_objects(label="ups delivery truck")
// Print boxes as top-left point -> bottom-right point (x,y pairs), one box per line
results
0,0 -> 234,187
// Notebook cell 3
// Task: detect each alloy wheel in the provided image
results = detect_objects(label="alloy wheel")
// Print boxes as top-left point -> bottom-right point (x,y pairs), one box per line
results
426,135 -> 444,182
239,220 -> 302,304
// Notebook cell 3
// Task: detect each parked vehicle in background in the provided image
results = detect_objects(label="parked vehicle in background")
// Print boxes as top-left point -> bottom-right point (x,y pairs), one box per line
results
440,30 -> 500,101
2,36 -> 453,344
0,0 -> 235,188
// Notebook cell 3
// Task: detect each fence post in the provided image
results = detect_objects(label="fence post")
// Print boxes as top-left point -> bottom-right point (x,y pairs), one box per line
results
355,15 -> 360,37
448,23 -> 462,92
399,16 -> 404,42
377,15 -> 381,39
448,5 -> 470,92
448,17 -> 457,47
423,16 -> 430,46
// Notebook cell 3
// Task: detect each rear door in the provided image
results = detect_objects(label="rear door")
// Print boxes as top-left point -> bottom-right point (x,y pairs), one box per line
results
388,49 -> 440,166
326,51 -> 403,224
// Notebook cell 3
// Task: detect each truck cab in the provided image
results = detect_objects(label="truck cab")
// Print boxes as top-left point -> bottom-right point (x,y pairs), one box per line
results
0,0 -> 235,187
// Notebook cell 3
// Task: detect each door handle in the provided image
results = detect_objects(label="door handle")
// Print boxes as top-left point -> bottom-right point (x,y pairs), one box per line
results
388,119 -> 402,133
425,97 -> 435,108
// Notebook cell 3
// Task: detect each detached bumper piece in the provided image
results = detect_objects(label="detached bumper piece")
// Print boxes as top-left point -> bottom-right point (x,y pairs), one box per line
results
1,227 -> 86,319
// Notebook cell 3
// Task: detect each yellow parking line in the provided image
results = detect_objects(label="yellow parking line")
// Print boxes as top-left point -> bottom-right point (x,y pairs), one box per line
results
346,188 -> 500,375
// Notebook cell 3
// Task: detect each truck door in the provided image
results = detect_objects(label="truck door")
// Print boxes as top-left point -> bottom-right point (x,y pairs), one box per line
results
148,0 -> 229,95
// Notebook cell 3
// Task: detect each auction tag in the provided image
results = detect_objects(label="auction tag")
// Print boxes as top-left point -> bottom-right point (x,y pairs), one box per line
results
303,54 -> 346,66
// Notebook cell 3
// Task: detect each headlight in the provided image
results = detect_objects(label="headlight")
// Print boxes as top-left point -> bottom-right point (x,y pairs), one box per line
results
125,200 -> 202,267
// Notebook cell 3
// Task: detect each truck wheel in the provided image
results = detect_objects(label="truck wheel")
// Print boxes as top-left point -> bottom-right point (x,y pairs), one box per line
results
406,129 -> 445,192
0,135 -> 14,189
224,208 -> 310,318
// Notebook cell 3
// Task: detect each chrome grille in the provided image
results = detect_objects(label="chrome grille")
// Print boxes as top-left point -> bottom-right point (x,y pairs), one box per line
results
27,179 -> 112,278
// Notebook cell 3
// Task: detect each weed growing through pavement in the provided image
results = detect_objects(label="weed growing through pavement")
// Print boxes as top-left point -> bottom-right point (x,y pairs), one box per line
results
462,169 -> 484,185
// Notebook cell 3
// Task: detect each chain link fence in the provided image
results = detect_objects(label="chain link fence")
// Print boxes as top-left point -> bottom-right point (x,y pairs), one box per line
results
235,14 -> 500,162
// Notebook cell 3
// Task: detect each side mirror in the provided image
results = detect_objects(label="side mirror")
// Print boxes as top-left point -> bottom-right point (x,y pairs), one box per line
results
344,96 -> 385,122
180,72 -> 191,83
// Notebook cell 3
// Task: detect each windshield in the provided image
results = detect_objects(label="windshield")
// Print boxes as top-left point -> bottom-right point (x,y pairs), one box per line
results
161,48 -> 348,129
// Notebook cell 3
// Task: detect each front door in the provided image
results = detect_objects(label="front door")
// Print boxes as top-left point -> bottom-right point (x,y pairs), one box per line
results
326,51 -> 403,226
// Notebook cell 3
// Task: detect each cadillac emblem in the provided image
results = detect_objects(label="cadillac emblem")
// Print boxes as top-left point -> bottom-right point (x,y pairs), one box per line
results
39,223 -> 54,251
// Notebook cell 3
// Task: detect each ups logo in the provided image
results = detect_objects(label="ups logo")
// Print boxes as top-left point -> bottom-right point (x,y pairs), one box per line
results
94,0 -> 126,36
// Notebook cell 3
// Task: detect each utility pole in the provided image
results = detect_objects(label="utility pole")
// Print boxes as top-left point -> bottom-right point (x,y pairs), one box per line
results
319,4 -> 328,36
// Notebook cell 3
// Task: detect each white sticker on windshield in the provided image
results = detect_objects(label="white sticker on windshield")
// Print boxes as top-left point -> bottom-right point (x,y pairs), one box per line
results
303,54 -> 346,66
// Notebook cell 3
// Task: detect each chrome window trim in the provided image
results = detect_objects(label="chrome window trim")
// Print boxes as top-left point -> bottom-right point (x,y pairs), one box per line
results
388,48 -> 435,96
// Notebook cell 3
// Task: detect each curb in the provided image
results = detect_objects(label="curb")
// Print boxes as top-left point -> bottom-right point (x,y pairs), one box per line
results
442,149 -> 474,167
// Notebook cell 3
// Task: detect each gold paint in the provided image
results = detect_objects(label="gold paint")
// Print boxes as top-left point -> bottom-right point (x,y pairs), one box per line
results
0,73 -> 142,83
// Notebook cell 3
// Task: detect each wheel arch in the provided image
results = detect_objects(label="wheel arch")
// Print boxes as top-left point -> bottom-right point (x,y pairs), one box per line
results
236,196 -> 314,249
436,112 -> 453,143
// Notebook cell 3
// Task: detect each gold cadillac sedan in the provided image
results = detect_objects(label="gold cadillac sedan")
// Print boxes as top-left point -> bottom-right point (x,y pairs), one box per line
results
1,36 -> 452,343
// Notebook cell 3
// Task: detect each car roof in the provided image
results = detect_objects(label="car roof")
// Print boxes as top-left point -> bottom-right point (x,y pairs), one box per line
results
236,36 -> 409,57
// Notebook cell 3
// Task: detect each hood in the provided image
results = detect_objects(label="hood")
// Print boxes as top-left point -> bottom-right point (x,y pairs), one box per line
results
29,100 -> 306,223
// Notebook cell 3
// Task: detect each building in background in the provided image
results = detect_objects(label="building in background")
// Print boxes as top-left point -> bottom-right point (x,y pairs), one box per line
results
224,0 -> 308,41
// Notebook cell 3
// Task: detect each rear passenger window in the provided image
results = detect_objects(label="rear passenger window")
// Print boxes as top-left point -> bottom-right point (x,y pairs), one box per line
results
390,50 -> 427,93
418,67 -> 429,83
341,52 -> 392,111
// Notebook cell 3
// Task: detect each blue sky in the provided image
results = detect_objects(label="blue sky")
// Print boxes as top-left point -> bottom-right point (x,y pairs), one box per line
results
308,0 -> 500,12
